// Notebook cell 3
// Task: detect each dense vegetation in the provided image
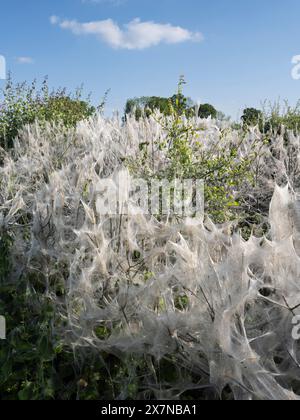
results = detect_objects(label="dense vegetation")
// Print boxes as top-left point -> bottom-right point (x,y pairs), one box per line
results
1,77 -> 300,400
0,75 -> 97,150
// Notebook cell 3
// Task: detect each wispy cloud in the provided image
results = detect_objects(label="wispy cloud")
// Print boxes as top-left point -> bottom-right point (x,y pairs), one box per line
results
50,16 -> 203,50
16,56 -> 34,64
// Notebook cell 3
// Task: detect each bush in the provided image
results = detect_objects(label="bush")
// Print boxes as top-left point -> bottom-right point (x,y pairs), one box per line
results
127,78 -> 255,223
0,75 -> 96,150
241,102 -> 300,135
262,100 -> 300,134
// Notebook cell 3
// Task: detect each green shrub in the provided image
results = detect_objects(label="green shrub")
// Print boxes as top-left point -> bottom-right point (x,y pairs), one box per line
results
241,102 -> 300,135
127,78 -> 255,223
0,75 -> 96,150
262,100 -> 300,134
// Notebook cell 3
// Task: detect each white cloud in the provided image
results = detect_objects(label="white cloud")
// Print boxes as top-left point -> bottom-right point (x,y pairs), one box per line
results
16,56 -> 34,64
50,16 -> 203,50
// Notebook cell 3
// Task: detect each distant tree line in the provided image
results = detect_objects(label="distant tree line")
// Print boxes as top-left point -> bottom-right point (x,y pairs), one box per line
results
125,95 -> 300,135
124,95 -> 266,126
125,95 -> 220,120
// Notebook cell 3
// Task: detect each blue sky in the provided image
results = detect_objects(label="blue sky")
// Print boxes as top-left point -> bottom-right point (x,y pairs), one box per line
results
1,0 -> 300,118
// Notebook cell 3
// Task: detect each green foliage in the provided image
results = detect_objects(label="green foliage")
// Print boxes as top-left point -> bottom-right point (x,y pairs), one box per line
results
127,77 -> 254,223
0,226 -> 144,400
0,74 -> 96,149
0,259 -> 184,401
241,107 -> 263,128
198,103 -> 217,119
40,96 -> 94,128
0,230 -> 13,281
0,229 -> 58,399
125,87 -> 220,122
125,96 -> 172,120
240,102 -> 300,136
262,100 -> 300,134
124,78 -> 195,120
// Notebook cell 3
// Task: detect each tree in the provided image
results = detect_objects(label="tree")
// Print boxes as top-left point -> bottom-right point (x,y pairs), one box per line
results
125,94 -> 195,120
125,97 -> 170,118
241,108 -> 263,127
198,103 -> 217,119
169,94 -> 195,117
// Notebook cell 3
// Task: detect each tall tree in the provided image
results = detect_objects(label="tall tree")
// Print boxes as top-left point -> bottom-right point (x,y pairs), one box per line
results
241,107 -> 263,127
198,103 -> 217,119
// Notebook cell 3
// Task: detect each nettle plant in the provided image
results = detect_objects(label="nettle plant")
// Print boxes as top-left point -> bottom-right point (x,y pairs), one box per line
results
127,77 -> 257,223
